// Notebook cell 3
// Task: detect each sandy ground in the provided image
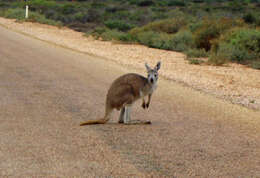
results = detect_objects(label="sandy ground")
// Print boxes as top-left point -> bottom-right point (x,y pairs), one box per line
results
1,20 -> 260,177
0,17 -> 260,110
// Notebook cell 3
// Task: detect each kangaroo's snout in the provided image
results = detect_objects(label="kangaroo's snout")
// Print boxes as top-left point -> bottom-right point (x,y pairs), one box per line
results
150,78 -> 154,83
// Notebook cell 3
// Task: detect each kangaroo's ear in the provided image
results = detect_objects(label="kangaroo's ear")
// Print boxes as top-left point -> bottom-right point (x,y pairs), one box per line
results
145,63 -> 152,72
154,61 -> 161,71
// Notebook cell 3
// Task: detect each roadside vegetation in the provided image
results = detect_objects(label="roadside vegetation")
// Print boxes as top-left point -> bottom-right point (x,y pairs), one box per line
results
0,0 -> 260,69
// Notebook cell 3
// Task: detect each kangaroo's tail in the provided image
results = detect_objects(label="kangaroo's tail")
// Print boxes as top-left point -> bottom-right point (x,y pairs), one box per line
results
80,104 -> 113,126
80,119 -> 108,125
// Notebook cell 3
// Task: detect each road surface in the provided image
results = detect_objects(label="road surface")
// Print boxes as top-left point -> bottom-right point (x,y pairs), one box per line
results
0,25 -> 260,177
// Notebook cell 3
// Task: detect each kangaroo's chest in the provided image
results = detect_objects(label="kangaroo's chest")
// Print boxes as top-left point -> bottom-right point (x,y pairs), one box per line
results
139,83 -> 157,97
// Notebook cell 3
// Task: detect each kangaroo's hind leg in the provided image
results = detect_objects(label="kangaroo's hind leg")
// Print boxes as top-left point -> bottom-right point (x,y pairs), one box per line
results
118,107 -> 126,123
124,105 -> 151,125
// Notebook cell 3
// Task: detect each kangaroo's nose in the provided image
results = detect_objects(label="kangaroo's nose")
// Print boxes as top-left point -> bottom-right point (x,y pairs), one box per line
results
150,78 -> 154,83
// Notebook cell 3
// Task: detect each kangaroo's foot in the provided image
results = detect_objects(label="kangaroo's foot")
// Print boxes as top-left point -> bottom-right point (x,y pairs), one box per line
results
118,107 -> 126,123
124,120 -> 151,125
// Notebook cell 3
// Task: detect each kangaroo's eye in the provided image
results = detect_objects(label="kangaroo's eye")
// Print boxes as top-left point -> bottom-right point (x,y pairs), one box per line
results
154,74 -> 157,78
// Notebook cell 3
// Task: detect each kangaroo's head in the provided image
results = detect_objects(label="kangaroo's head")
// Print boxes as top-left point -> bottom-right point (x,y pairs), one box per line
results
145,61 -> 161,85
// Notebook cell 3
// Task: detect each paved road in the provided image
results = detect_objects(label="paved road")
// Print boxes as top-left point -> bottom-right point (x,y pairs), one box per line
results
0,25 -> 260,177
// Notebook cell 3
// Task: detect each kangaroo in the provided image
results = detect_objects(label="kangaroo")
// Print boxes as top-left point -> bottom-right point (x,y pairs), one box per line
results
80,61 -> 161,125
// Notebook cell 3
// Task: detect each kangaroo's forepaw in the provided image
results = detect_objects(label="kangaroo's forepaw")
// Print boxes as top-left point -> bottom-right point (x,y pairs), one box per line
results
142,102 -> 146,109
146,103 -> 149,108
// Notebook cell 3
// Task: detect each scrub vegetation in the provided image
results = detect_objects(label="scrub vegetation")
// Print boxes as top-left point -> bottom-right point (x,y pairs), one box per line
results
1,0 -> 260,68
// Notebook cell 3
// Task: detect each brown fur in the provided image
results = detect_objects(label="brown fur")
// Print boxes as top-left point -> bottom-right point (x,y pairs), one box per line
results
80,73 -> 149,125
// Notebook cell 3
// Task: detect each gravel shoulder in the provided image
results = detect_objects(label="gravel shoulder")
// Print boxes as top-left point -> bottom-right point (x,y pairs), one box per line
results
1,17 -> 260,110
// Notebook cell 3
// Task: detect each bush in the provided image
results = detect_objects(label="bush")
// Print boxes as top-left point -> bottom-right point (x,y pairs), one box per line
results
73,12 -> 89,23
208,53 -> 229,66
68,22 -> 96,32
217,28 -> 260,62
85,8 -> 102,23
91,2 -> 105,8
167,30 -> 194,51
209,28 -> 260,65
167,0 -> 186,6
136,31 -> 167,48
188,58 -> 204,65
0,9 -> 5,17
4,8 -> 25,20
92,28 -> 133,42
251,61 -> 260,70
4,8 -> 61,26
137,0 -> 154,6
243,13 -> 257,24
111,10 -> 131,20
193,18 -> 245,51
27,11 -> 62,26
132,29 -> 195,52
104,20 -> 135,32
0,1 -> 10,8
186,48 -> 208,58
28,0 -> 57,13
61,3 -> 77,15
130,17 -> 186,35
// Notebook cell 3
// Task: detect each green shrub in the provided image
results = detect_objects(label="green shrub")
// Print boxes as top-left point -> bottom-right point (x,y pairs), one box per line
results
73,12 -> 89,23
129,10 -> 143,21
99,29 -> 133,41
189,21 -> 203,32
129,9 -> 152,25
186,48 -> 208,58
213,28 -> 260,63
112,10 -> 131,20
28,0 -> 57,13
67,22 -> 96,32
0,1 -> 10,8
188,58 -> 204,65
137,0 -> 154,7
151,11 -> 169,21
167,30 -> 194,51
228,1 -> 244,11
193,18 -> 245,51
251,61 -> 260,70
4,8 -> 25,20
92,27 -> 107,35
100,29 -> 123,41
243,12 -> 257,24
208,53 -> 229,66
136,31 -> 165,48
61,3 -> 77,15
0,9 -> 6,16
130,18 -> 186,35
91,2 -> 105,8
104,20 -> 135,32
209,27 -> 260,66
85,8 -> 102,23
90,27 -> 134,42
27,11 -> 62,26
167,0 -> 186,6
4,8 -> 61,26
133,29 -> 194,51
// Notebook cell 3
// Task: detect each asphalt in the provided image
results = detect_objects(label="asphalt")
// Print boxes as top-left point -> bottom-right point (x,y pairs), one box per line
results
0,25 -> 260,177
